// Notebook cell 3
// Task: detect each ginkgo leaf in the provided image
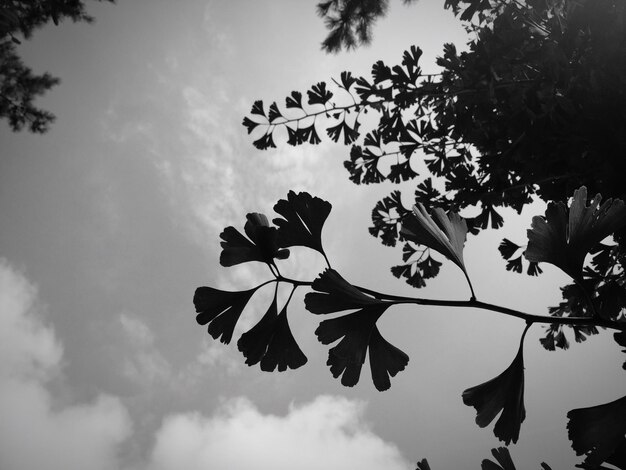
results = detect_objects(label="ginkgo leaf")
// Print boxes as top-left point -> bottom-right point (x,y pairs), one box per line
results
326,121 -> 360,145
567,394 -> 626,468
401,204 -> 472,292
272,191 -> 332,254
260,307 -> 307,372
415,459 -> 431,470
194,286 -> 256,344
339,71 -> 356,89
372,60 -> 392,84
219,213 -> 289,267
241,116 -> 259,134
307,82 -> 333,105
252,132 -> 276,150
285,90 -> 303,109
369,190 -> 409,247
525,186 -> 626,281
305,268 -> 382,314
316,304 -> 405,389
238,294 -> 307,372
481,447 -> 516,470
368,326 -> 409,391
463,328 -> 528,445
498,238 -> 520,260
250,99 -> 265,117
268,101 -> 282,122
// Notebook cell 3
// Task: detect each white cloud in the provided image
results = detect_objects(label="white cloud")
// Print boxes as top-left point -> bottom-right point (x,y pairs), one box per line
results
148,395 -> 412,470
0,259 -> 132,470
0,263 -> 62,382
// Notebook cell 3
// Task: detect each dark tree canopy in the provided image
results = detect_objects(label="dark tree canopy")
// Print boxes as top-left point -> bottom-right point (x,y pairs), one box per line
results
197,1 -> 626,468
0,0 -> 113,133
316,0 -> 419,53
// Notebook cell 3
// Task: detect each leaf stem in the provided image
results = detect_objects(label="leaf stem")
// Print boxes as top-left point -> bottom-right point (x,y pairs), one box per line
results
353,285 -> 625,332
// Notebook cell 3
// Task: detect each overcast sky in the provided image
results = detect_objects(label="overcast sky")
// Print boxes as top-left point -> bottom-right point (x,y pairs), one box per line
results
1,1 -> 625,469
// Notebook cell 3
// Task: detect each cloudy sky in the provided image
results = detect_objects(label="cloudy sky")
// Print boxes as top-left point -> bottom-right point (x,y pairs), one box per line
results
1,1 -> 625,469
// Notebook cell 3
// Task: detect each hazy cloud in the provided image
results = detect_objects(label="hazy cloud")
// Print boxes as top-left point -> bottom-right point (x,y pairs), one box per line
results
119,313 -> 171,385
0,259 -> 132,470
148,395 -> 412,470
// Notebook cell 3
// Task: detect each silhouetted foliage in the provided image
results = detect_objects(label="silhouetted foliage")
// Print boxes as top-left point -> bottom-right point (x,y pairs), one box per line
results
195,1 -> 626,468
0,0 -> 114,132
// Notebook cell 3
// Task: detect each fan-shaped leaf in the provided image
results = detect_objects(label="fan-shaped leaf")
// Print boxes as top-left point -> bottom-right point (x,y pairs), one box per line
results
238,294 -> 307,372
463,328 -> 528,445
285,90 -> 303,109
305,268 -> 382,314
567,394 -> 626,468
272,191 -> 332,254
250,100 -> 265,117
481,447 -> 516,470
307,81 -> 333,105
219,213 -> 289,267
194,286 -> 256,344
401,203 -> 468,274
242,116 -> 259,134
526,186 -> 626,280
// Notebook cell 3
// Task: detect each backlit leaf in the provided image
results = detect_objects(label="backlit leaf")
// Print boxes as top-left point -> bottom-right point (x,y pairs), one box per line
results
526,186 -> 626,280
567,394 -> 626,468
401,203 -> 468,274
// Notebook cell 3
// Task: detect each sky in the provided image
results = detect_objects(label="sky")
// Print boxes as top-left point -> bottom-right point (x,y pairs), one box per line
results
1,1 -> 625,469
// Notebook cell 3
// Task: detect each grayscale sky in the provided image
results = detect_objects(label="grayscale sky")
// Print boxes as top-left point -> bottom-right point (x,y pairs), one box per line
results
1,1 -> 624,469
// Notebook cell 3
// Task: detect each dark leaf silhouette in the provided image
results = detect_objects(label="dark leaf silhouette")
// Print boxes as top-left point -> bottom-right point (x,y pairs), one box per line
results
498,239 -> 520,260
391,251 -> 442,289
315,303 -> 407,390
250,99 -> 266,117
527,261 -> 542,276
481,447 -> 516,470
567,394 -> 626,468
340,70 -> 356,89
463,327 -> 528,445
194,287 -> 256,344
287,125 -> 322,146
326,120 -> 360,144
415,458 -> 432,470
369,190 -> 410,247
220,213 -> 289,267
526,187 -> 626,281
253,132 -> 276,150
315,306 -> 384,387
273,191 -> 332,254
237,292 -> 307,372
305,268 -> 382,314
285,90 -> 303,109
505,256 -> 523,274
242,116 -> 259,134
498,239 -> 541,276
268,101 -> 282,122
307,81 -> 333,105
344,145 -> 384,185
368,326 -> 409,391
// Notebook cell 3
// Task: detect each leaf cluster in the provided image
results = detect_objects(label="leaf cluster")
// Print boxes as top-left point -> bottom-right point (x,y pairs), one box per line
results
196,187 -> 626,468
244,0 -> 626,298
0,0 -> 114,133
